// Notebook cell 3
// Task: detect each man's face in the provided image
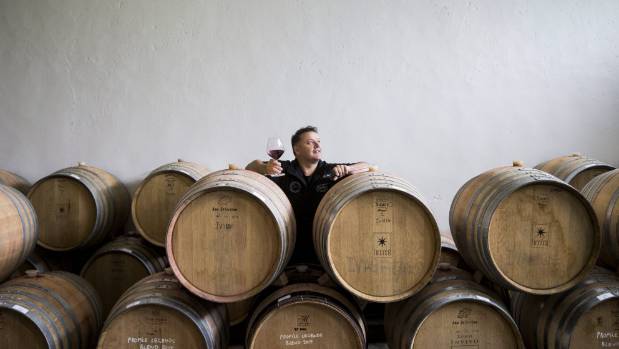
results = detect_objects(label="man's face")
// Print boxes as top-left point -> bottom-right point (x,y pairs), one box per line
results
293,131 -> 321,162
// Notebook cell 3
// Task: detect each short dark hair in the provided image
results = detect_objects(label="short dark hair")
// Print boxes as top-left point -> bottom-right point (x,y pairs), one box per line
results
291,126 -> 318,149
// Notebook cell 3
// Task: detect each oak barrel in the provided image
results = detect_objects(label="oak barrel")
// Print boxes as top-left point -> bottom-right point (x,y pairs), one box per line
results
511,267 -> 619,349
80,235 -> 168,316
10,249 -> 50,279
582,169 -> 619,268
0,271 -> 102,349
226,297 -> 255,326
0,169 -> 30,194
450,163 -> 600,294
535,154 -> 615,190
97,271 -> 228,349
28,163 -> 130,251
166,169 -> 295,302
0,184 -> 38,281
440,231 -> 464,268
132,160 -> 209,246
313,172 -> 441,302
246,283 -> 366,348
385,265 -> 524,349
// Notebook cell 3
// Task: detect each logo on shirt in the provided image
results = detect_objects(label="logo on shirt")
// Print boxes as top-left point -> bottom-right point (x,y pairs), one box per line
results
315,183 -> 329,193
289,181 -> 302,193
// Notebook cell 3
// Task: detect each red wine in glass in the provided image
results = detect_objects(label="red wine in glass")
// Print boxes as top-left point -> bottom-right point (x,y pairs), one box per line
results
266,137 -> 285,176
268,149 -> 284,160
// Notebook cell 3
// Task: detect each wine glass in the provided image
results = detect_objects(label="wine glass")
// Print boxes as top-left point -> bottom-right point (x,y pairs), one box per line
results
266,137 -> 285,177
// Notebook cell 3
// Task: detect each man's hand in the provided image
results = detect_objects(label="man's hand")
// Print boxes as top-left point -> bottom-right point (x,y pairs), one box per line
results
266,159 -> 283,176
331,164 -> 350,181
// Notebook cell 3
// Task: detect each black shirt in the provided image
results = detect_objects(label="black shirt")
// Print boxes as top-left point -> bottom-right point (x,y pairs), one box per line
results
270,159 -> 348,264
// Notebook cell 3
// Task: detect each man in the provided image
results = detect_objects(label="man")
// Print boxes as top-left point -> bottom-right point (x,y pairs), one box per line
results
246,126 -> 369,264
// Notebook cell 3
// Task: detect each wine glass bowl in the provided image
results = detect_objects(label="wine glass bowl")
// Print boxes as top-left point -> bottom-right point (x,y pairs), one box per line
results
266,137 -> 285,176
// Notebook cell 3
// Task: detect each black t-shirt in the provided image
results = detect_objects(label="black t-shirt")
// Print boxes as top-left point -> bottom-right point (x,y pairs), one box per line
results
270,160 -> 349,264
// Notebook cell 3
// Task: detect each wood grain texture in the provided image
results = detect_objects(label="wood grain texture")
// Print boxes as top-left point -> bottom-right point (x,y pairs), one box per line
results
314,172 -> 440,302
0,184 -> 38,281
28,164 -> 130,251
582,169 -> 619,268
226,297 -> 255,326
535,154 -> 615,190
0,271 -> 102,349
167,169 -> 295,302
132,160 -> 209,247
80,236 -> 168,317
439,231 -> 464,268
0,170 -> 30,194
246,283 -> 366,349
450,165 -> 600,294
98,271 -> 228,349
385,266 -> 524,349
511,267 -> 619,349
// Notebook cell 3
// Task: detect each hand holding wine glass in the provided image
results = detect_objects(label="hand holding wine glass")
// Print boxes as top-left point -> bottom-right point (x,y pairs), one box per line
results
266,137 -> 285,177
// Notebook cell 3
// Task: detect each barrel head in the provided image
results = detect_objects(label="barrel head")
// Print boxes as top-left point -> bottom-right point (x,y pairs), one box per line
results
29,177 -> 96,251
488,183 -> 597,292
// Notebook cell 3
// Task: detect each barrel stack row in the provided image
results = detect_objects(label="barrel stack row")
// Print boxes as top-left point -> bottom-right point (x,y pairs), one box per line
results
0,153 -> 616,348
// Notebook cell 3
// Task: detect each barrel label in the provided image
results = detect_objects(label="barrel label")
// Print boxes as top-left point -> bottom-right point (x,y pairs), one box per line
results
126,336 -> 176,349
212,195 -> 239,232
164,175 -> 178,195
374,197 -> 394,259
596,332 -> 619,347
279,332 -> 324,346
531,224 -> 550,248
374,233 -> 392,258
297,314 -> 311,328
346,256 -> 413,274
374,198 -> 393,224
450,306 -> 480,349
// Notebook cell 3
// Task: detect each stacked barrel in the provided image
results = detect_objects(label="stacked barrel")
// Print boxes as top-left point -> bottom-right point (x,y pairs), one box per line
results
0,152 -> 617,348
446,155 -> 619,349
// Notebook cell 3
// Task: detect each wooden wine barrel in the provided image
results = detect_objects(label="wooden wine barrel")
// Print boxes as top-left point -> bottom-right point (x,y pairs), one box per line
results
385,265 -> 524,349
0,169 -> 30,194
450,163 -> 600,294
0,184 -> 38,281
10,250 -> 50,279
226,297 -> 255,326
132,160 -> 209,246
97,270 -> 228,349
246,283 -> 366,348
167,169 -> 295,302
440,231 -> 464,268
0,271 -> 103,349
80,235 -> 168,317
313,172 -> 441,302
581,169 -> 619,268
28,163 -> 130,251
535,154 -> 615,190
511,267 -> 619,349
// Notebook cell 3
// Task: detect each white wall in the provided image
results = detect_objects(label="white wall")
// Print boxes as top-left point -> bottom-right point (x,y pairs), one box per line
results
1,0 -> 618,231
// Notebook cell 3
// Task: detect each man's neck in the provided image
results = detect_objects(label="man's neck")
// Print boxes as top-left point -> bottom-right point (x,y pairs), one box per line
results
296,158 -> 319,177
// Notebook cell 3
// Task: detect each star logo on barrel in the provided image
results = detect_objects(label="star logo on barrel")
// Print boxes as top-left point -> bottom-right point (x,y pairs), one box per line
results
377,237 -> 387,246
532,224 -> 550,248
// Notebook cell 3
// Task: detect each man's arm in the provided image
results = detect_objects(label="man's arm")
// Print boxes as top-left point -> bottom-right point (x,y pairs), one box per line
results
245,159 -> 283,175
331,162 -> 372,180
